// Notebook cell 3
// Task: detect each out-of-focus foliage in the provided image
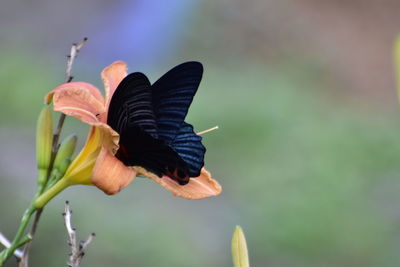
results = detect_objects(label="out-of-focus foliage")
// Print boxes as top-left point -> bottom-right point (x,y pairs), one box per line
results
1,0 -> 400,267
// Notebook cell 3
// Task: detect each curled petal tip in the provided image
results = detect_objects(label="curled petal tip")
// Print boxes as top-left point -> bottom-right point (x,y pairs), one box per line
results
48,82 -> 106,124
101,61 -> 128,105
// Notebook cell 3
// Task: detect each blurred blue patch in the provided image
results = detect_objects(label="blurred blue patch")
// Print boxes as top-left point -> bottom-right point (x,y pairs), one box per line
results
88,0 -> 201,68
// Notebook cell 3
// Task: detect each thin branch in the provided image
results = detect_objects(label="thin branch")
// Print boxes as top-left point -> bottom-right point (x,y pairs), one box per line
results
18,209 -> 42,267
16,235 -> 32,249
0,232 -> 11,248
51,114 -> 67,155
65,37 -> 88,83
0,232 -> 23,259
79,233 -> 95,253
64,201 -> 77,258
63,201 -> 95,267
19,37 -> 88,267
54,37 -> 88,154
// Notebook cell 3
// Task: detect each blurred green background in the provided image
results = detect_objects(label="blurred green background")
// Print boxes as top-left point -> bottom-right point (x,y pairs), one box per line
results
2,0 -> 400,266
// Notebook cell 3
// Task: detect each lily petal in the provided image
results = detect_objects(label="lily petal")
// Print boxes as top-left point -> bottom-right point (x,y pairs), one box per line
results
91,146 -> 137,195
101,61 -> 128,108
96,123 -> 120,155
46,82 -> 106,124
64,126 -> 102,185
136,167 -> 222,200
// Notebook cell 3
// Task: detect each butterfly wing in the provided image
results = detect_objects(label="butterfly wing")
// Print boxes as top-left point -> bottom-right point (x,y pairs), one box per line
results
107,72 -> 158,137
151,62 -> 206,178
151,61 -> 203,144
170,122 -> 205,177
116,124 -> 190,185
107,72 -> 191,185
107,63 -> 206,185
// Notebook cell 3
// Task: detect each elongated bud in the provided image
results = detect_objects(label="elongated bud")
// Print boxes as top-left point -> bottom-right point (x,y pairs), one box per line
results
46,157 -> 72,191
46,135 -> 77,188
55,157 -> 72,179
36,105 -> 53,185
53,134 -> 77,172
394,36 -> 400,104
232,226 -> 250,267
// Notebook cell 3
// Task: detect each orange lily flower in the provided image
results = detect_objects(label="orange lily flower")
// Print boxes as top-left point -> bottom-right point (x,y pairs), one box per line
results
43,61 -> 221,200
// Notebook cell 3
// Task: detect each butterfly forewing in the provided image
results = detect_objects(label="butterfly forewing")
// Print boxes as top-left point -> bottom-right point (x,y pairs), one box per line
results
107,72 -> 158,137
151,61 -> 203,144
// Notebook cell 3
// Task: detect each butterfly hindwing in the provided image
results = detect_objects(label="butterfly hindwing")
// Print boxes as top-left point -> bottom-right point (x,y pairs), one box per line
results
169,122 -> 205,177
116,124 -> 190,184
107,72 -> 158,137
151,61 -> 203,144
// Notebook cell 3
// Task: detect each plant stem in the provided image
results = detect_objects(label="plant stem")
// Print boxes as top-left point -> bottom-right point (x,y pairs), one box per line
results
0,204 -> 36,265
17,114 -> 67,267
34,178 -> 71,209
19,209 -> 42,267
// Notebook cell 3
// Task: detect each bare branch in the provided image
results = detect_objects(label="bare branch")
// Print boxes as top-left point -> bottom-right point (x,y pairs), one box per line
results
0,232 -> 23,259
63,201 -> 95,267
65,37 -> 88,83
79,233 -> 95,252
55,37 -> 88,153
19,209 -> 42,267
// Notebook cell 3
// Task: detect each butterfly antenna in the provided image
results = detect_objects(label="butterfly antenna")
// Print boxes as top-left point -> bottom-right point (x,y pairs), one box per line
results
197,126 -> 219,135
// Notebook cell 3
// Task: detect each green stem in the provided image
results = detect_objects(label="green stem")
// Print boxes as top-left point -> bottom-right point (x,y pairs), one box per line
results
16,235 -> 33,248
34,178 -> 71,209
44,172 -> 62,192
0,179 -> 68,265
0,204 -> 36,265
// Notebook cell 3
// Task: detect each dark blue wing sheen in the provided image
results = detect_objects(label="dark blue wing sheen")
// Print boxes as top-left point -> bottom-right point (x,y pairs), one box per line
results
151,61 -> 203,144
115,124 -> 191,185
170,122 -> 205,177
107,72 -> 158,138
108,63 -> 206,185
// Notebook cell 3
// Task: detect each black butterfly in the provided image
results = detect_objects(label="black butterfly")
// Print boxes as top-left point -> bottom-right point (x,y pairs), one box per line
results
107,62 -> 206,185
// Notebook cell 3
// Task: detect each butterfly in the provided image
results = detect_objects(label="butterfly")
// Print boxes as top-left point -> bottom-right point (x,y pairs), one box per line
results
107,62 -> 206,186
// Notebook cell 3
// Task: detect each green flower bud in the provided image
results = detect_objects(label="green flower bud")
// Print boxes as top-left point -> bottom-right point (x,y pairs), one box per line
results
36,105 -> 53,185
47,157 -> 72,190
232,226 -> 250,267
394,36 -> 400,104
55,157 -> 73,178
53,134 -> 77,171
45,135 -> 77,189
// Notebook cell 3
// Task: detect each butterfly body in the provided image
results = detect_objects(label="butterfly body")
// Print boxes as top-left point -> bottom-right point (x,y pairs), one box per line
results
107,62 -> 205,185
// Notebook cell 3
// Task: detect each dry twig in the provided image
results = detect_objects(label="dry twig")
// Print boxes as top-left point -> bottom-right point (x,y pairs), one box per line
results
63,201 -> 95,267
65,37 -> 88,83
55,37 -> 88,153
0,232 -> 23,259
